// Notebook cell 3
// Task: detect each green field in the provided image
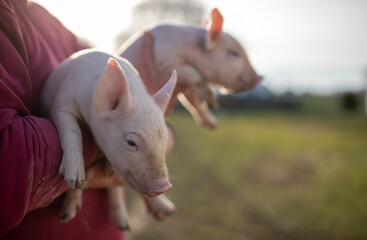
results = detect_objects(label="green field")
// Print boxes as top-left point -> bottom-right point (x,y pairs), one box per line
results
128,110 -> 367,240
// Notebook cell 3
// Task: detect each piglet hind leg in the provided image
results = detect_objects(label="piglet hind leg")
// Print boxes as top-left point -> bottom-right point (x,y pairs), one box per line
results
143,194 -> 176,220
53,110 -> 85,189
59,188 -> 83,223
108,186 -> 130,231
178,88 -> 218,129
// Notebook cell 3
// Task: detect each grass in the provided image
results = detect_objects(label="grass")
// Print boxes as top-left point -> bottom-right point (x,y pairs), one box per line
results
128,110 -> 367,240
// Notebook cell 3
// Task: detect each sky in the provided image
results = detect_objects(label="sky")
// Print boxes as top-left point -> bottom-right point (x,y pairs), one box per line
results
32,0 -> 367,95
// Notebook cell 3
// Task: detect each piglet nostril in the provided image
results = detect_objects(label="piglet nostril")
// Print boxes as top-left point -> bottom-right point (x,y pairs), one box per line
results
146,177 -> 172,198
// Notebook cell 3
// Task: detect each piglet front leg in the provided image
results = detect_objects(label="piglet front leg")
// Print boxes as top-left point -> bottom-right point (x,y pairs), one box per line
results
52,109 -> 85,189
143,194 -> 176,220
108,186 -> 130,231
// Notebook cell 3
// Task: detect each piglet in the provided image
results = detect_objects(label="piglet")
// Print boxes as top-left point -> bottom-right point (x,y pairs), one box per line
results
114,7 -> 262,223
40,49 -> 176,230
118,8 -> 263,129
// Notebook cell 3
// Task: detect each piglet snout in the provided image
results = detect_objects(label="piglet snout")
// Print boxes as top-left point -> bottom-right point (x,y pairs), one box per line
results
251,75 -> 263,89
256,75 -> 264,83
146,177 -> 172,198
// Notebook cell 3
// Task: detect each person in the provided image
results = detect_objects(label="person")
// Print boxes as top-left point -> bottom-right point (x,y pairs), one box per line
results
0,1 -> 174,239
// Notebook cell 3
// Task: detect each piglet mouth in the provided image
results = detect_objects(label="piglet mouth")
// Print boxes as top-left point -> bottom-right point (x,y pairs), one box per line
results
236,75 -> 263,92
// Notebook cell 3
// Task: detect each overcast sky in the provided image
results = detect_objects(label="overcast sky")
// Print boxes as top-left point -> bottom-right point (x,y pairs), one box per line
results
33,0 -> 367,94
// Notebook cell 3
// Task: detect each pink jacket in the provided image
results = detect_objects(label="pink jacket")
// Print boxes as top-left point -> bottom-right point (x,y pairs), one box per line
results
0,1 -> 123,239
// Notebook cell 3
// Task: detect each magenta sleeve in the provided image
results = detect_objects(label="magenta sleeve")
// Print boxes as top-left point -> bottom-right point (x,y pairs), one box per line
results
0,108 -> 95,236
0,1 -> 94,236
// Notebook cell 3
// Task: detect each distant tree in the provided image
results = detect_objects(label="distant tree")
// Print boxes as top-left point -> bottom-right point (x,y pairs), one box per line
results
115,0 -> 205,49
132,0 -> 204,26
341,93 -> 359,112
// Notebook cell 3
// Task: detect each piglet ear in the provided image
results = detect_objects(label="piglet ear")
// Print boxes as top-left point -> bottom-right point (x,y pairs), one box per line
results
93,58 -> 130,117
153,70 -> 177,113
205,8 -> 223,50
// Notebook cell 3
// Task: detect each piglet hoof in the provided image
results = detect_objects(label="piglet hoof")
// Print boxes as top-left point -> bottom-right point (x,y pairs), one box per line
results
62,175 -> 84,190
144,194 -> 176,221
59,152 -> 85,189
110,208 -> 130,232
59,212 -> 75,223
59,189 -> 83,223
201,116 -> 218,129
118,224 -> 130,232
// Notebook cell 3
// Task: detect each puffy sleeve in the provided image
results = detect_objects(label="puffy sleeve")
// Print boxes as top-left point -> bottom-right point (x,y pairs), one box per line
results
0,1 -> 94,236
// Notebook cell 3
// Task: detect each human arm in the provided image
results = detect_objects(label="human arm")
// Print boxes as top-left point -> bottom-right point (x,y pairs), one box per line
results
0,1 -> 94,236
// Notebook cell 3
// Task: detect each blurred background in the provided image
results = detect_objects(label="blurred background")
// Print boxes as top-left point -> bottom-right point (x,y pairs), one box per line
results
34,0 -> 367,239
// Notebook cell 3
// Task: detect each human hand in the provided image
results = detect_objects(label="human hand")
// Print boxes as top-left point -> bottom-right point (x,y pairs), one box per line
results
83,160 -> 125,189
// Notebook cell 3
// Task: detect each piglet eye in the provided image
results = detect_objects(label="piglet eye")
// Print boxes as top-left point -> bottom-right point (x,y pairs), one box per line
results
124,136 -> 138,151
228,49 -> 239,57
127,139 -> 136,147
